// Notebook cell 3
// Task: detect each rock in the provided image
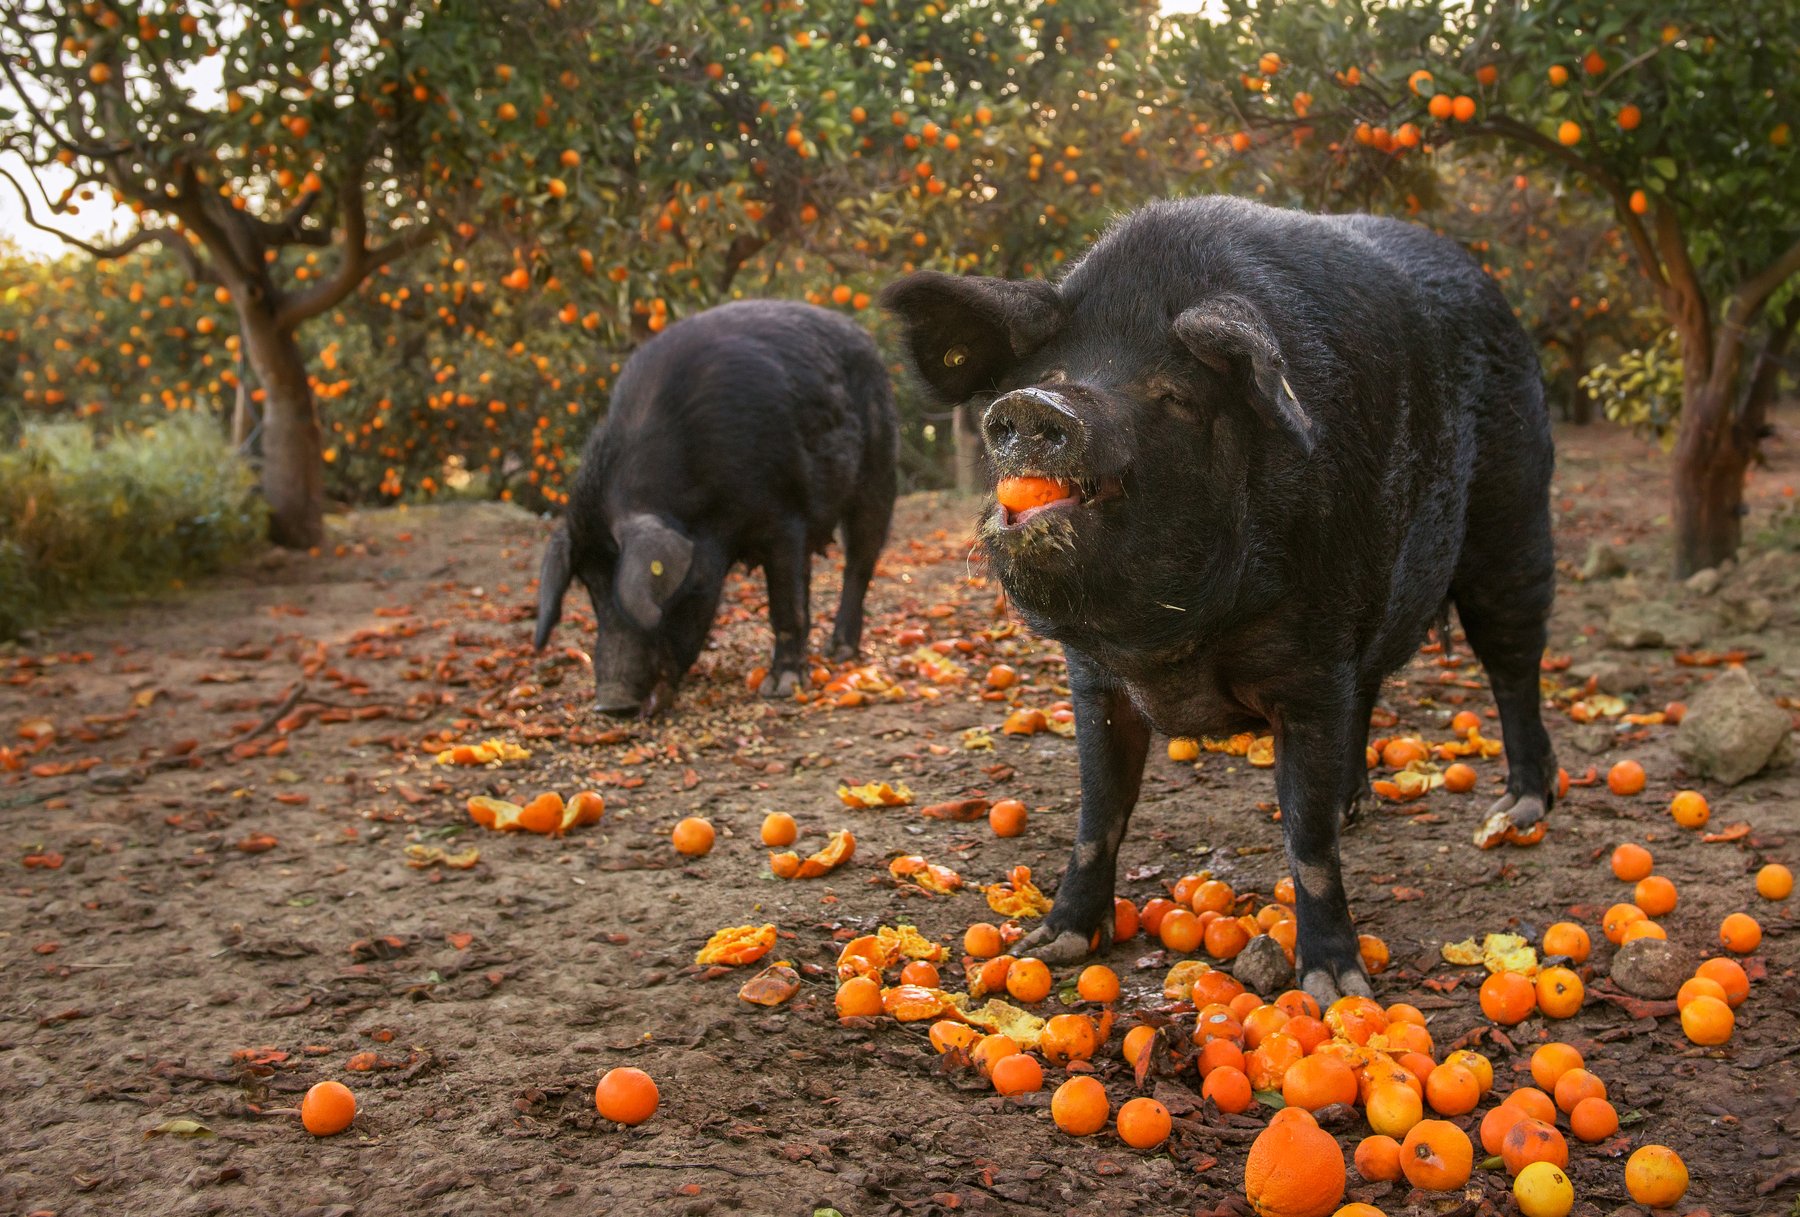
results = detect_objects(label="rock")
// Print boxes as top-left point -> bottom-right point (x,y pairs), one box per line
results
1671,666 -> 1794,785
1231,933 -> 1294,995
1570,723 -> 1615,756
1581,542 -> 1630,581
1605,601 -> 1712,650
1718,592 -> 1773,633
1610,938 -> 1688,999
1571,660 -> 1649,694
1684,567 -> 1723,596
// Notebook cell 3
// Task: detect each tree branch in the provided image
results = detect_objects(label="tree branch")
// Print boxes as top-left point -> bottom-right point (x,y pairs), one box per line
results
0,163 -> 172,259
1728,234 -> 1800,325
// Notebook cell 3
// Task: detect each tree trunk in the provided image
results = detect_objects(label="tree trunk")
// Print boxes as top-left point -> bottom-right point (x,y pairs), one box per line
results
238,306 -> 324,549
1671,375 -> 1749,577
952,402 -> 983,496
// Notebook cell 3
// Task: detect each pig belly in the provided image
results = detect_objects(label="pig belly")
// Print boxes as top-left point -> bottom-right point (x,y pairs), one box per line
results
1122,666 -> 1266,741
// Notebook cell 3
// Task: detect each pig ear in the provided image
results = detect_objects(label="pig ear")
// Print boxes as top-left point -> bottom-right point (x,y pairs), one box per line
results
878,270 -> 1064,401
1173,296 -> 1315,453
611,513 -> 694,631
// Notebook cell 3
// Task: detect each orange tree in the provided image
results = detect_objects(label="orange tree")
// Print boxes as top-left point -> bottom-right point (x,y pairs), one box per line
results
1168,0 -> 1799,573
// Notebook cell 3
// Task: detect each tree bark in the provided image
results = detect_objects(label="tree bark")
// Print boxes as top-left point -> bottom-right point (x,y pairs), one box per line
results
1671,376 -> 1748,577
238,306 -> 324,549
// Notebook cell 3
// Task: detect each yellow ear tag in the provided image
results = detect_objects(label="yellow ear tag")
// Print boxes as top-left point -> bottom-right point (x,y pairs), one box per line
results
650,560 -> 665,577
944,345 -> 969,367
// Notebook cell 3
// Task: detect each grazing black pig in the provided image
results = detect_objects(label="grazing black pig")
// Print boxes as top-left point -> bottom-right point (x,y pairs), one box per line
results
534,300 -> 897,717
881,196 -> 1556,1004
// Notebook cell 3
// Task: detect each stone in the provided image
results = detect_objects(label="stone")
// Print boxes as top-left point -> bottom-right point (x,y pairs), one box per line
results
1684,567 -> 1722,596
1605,600 -> 1712,650
1610,938 -> 1689,999
1231,932 -> 1294,995
1581,542 -> 1630,581
1671,666 -> 1794,785
1718,592 -> 1774,633
1570,723 -> 1614,756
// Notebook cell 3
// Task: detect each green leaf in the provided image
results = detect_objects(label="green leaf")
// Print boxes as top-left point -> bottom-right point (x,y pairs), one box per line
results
1252,1089 -> 1286,1108
1651,157 -> 1679,180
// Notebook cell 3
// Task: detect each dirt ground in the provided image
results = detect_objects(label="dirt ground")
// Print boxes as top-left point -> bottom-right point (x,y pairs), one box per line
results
3,423 -> 1797,1217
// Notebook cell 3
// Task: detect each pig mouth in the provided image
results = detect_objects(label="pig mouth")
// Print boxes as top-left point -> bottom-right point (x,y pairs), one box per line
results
997,475 -> 1123,530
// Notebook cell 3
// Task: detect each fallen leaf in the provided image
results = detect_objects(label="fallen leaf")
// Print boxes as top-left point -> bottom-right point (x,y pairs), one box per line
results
145,1118 -> 214,1139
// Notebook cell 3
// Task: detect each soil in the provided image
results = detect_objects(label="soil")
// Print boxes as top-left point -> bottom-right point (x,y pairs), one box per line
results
2,423 -> 1797,1217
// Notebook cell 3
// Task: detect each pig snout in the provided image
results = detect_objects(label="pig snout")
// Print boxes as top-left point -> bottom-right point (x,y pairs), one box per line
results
983,387 -> 1086,471
593,682 -> 642,717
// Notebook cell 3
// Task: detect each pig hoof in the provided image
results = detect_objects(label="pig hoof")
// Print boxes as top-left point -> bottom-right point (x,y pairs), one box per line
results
1472,792 -> 1548,849
1341,787 -> 1375,830
759,669 -> 801,699
1299,963 -> 1374,1009
828,638 -> 859,662
1016,927 -> 1096,965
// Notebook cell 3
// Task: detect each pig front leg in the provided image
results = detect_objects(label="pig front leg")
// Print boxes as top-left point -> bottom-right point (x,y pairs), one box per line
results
1018,649 -> 1150,964
759,525 -> 812,699
1274,701 -> 1376,1007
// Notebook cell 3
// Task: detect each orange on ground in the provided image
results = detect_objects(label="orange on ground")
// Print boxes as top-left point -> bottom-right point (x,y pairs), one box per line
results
1395,1053 -> 1436,1088
1140,897 -> 1178,935
1114,897 -> 1141,942
1077,964 -> 1120,1003
1634,874 -> 1677,916
1756,862 -> 1793,900
301,1080 -> 356,1136
1192,878 -> 1235,914
1679,994 -> 1734,1045
1160,909 -> 1203,953
1676,976 -> 1729,1010
1552,1068 -> 1605,1114
988,798 -> 1028,837
1198,1037 -> 1247,1077
1116,1097 -> 1172,1149
1051,1075 -> 1110,1136
1610,842 -> 1653,881
1669,789 -> 1710,828
1501,1118 -> 1568,1175
1283,1053 -> 1359,1111
1286,1015 -> 1329,1054
1245,1033 -> 1305,1091
990,1052 -> 1044,1096
1424,1063 -> 1479,1116
1529,1043 -> 1583,1091
1040,1014 -> 1101,1065
1606,759 -> 1645,795
517,792 -> 565,834
1006,957 -> 1053,1003
1479,1102 -> 1528,1155
835,976 -> 882,1018
1696,956 -> 1751,1006
1381,737 -> 1428,768
1442,762 -> 1477,793
1478,971 -> 1535,1024
760,812 -> 797,846
1168,737 -> 1201,762
1206,916 -> 1251,960
1400,1119 -> 1473,1191
1536,967 -> 1584,1019
1365,1082 -> 1423,1138
900,960 -> 940,988
1625,1145 -> 1689,1208
1569,1096 -> 1619,1142
1542,922 -> 1590,963
971,1033 -> 1020,1077
1358,934 -> 1390,974
1203,1065 -> 1253,1113
1353,1134 -> 1402,1183
594,1067 -> 659,1125
1276,989 -> 1321,1019
1502,1087 -> 1558,1125
1244,1109 -> 1346,1217
929,1021 -> 979,1054
1602,902 -> 1647,944
1446,1049 -> 1493,1094
1720,911 -> 1762,953
671,816 -> 715,857
1192,970 -> 1247,1008
1196,1006 -> 1243,1044
1243,1004 -> 1291,1049
1122,1024 -> 1158,1068
1173,874 -> 1205,905
1619,919 -> 1666,944
964,922 -> 1003,958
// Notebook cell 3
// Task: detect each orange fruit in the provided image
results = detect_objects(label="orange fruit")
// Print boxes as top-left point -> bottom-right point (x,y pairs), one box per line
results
1384,1019 -> 1434,1057
1445,1049 -> 1493,1094
1140,897 -> 1178,935
972,1033 -> 1020,1077
1478,971 -> 1535,1024
1206,915 -> 1252,960
1396,1052 -> 1437,1088
1196,1005 -> 1244,1044
1449,710 -> 1482,734
1547,64 -> 1570,86
1529,1043 -> 1582,1091
1424,1063 -> 1479,1116
1276,990 -> 1321,1019
1192,878 -> 1236,914
964,922 -> 1003,958
1274,876 -> 1297,905
1720,912 -> 1762,953
1116,1097 -> 1172,1149
1679,994 -> 1734,1045
760,812 -> 798,846
1050,1075 -> 1110,1136
1552,1068 -> 1605,1114
1756,862 -> 1793,900
1633,875 -> 1677,916
900,960 -> 940,988
1443,762 -> 1477,793
990,1052 -> 1044,1096
1168,737 -> 1201,762
1399,1119 -> 1473,1191
996,476 -> 1074,514
1669,789 -> 1709,828
984,663 -> 1018,690
1244,1109 -> 1347,1217
1192,971 -> 1247,1008
929,1020 -> 980,1054
1198,1037 -> 1247,1077
1285,1016 -> 1329,1054
1451,94 -> 1477,122
1629,189 -> 1650,215
1160,908 -> 1203,953
301,1080 -> 356,1136
1203,1065 -> 1253,1113
569,791 -> 606,826
1354,1134 -> 1402,1182
1606,759 -> 1645,795
1230,990 -> 1265,1021
1501,1118 -> 1568,1175
1695,957 -> 1751,1006
1568,1096 -> 1619,1142
1242,1004 -> 1291,1049
1365,1082 -> 1424,1138
1626,1146 -> 1689,1208
1245,1033 -> 1305,1091
836,976 -> 883,1018
1006,957 -> 1052,1003
1381,737 -> 1428,768
671,816 -> 715,856
1602,902 -> 1647,944
1676,976 -> 1729,1010
517,792 -> 565,834
1358,934 -> 1390,975
1502,1087 -> 1558,1125
1282,1053 -> 1359,1112
1610,843 -> 1653,881
1040,1014 -> 1101,1065
1583,48 -> 1607,74
1556,120 -> 1582,146
988,798 -> 1028,837
1619,919 -> 1666,944
1479,1101 -> 1527,1155
1535,967 -> 1584,1019
1173,874 -> 1205,905
594,1067 -> 659,1125
1325,996 -> 1387,1045
1077,964 -> 1121,1003
1113,897 -> 1141,942
1541,922 -> 1590,963
1122,1024 -> 1158,1068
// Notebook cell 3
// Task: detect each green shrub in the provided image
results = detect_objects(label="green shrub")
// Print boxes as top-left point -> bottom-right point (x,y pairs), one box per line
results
0,417 -> 266,639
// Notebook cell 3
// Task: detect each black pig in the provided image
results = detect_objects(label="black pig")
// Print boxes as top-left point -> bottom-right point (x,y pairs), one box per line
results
534,300 -> 897,717
881,196 -> 1556,1004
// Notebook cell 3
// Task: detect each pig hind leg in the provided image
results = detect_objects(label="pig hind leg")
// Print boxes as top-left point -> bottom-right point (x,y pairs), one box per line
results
828,469 -> 895,661
758,524 -> 813,699
1452,441 -> 1557,843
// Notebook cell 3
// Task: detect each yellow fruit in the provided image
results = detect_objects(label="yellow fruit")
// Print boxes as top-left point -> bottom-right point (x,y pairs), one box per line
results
1513,1161 -> 1574,1217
